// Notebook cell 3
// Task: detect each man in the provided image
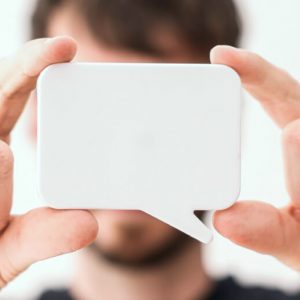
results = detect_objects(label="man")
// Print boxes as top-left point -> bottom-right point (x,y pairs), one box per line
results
0,0 -> 299,299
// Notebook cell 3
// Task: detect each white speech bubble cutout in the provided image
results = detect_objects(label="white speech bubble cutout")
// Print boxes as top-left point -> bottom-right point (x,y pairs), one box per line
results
37,63 -> 241,243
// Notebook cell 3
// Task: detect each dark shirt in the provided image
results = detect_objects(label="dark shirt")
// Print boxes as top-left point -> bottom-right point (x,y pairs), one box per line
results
38,277 -> 300,300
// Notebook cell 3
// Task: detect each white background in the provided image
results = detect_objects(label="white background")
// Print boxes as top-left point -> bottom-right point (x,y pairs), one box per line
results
1,0 -> 300,299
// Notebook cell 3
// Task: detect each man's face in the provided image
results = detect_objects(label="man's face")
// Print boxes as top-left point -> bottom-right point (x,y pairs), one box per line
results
39,4 -> 206,264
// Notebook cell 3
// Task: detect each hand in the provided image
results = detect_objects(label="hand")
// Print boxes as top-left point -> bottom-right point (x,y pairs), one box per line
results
211,45 -> 300,270
0,37 -> 98,287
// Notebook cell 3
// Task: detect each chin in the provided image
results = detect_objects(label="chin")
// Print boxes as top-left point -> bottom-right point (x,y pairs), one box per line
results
90,209 -> 191,266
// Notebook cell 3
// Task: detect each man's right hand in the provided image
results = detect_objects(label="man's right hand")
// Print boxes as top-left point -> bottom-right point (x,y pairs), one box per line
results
0,37 -> 98,288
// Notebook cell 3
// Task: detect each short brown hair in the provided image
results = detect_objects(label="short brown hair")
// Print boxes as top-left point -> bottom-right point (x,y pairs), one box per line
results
31,0 -> 242,57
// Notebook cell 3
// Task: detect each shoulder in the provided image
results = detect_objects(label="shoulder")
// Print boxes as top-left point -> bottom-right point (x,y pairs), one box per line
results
38,289 -> 73,300
211,277 -> 300,300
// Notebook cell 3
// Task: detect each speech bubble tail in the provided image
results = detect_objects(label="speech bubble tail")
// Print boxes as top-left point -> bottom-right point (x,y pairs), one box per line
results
144,209 -> 213,244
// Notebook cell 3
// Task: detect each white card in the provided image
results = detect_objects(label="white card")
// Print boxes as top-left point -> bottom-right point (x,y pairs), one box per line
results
37,63 -> 241,243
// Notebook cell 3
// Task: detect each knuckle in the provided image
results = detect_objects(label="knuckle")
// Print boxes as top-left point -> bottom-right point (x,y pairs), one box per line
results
0,261 -> 20,289
0,141 -> 13,178
282,120 -> 300,147
0,57 -> 15,101
0,86 -> 9,101
0,270 -> 9,288
0,246 -> 20,288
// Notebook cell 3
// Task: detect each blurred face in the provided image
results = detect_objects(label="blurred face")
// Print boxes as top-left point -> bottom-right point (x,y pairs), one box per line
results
37,4 -> 206,265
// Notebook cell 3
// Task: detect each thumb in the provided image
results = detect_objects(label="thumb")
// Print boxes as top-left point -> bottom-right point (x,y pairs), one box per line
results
213,201 -> 300,270
0,208 -> 98,287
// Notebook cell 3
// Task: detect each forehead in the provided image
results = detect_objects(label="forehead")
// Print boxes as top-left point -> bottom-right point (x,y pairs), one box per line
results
47,4 -> 209,63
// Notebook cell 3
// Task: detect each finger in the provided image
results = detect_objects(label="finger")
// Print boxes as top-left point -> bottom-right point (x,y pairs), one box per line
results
0,140 -> 13,230
0,208 -> 98,287
210,45 -> 300,128
214,201 -> 300,270
282,118 -> 300,206
0,36 -> 77,142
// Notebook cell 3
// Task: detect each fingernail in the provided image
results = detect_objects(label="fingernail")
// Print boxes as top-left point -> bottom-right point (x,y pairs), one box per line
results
44,36 -> 69,45
220,45 -> 242,52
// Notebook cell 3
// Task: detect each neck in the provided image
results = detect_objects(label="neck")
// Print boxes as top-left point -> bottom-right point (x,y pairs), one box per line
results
70,240 -> 213,300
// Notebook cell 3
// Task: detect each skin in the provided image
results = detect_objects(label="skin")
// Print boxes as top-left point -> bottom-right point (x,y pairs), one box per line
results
0,6 -> 300,297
